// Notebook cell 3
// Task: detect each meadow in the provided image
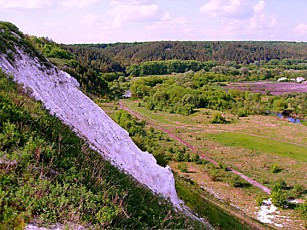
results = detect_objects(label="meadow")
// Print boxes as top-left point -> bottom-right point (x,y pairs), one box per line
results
113,99 -> 307,229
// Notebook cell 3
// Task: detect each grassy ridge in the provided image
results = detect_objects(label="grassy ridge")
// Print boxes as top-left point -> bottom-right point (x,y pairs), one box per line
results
207,132 -> 307,162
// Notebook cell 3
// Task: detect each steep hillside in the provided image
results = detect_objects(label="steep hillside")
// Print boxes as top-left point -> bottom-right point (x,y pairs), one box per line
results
0,22 -> 208,229
0,69 -> 201,229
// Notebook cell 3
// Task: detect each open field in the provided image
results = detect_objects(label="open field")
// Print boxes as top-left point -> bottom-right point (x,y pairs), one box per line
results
120,100 -> 307,189
104,100 -> 307,229
207,132 -> 307,162
224,81 -> 307,95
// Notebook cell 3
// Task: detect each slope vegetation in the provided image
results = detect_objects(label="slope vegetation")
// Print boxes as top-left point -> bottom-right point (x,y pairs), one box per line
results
0,69 -> 202,229
0,22 -> 205,229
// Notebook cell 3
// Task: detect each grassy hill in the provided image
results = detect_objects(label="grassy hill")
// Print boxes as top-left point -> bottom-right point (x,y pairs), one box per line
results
0,69 -> 201,229
0,22 -> 202,229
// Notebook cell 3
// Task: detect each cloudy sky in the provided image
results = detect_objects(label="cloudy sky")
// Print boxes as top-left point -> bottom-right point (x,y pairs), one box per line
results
1,0 -> 307,44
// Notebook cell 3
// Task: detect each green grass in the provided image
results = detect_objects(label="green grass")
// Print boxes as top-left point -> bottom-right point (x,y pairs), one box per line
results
123,100 -> 204,126
123,100 -> 178,125
0,69 -> 200,229
48,58 -> 69,68
175,177 -> 266,230
207,132 -> 307,162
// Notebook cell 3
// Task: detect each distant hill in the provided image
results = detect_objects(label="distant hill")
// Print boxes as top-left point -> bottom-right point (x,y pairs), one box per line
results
64,41 -> 307,72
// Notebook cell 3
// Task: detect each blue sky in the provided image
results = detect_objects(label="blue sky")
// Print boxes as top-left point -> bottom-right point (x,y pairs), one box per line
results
1,0 -> 307,44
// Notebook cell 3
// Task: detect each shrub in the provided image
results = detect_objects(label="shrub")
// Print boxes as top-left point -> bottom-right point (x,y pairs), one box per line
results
272,179 -> 288,192
209,169 -> 219,181
256,194 -> 268,206
298,202 -> 307,214
177,162 -> 188,173
210,112 -> 229,124
231,176 -> 250,188
270,164 -> 282,173
271,190 -> 287,208
291,184 -> 305,198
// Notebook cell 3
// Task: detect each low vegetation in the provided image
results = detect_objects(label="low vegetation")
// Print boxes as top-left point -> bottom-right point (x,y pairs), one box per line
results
118,99 -> 307,228
207,132 -> 307,162
0,70 -> 202,229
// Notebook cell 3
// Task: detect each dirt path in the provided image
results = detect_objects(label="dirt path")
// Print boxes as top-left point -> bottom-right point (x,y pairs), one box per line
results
119,102 -> 271,195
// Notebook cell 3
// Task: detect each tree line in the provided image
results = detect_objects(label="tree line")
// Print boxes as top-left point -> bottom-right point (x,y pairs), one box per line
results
130,73 -> 307,118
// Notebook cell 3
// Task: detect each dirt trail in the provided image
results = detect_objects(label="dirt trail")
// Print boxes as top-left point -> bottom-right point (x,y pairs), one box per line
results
119,102 -> 271,195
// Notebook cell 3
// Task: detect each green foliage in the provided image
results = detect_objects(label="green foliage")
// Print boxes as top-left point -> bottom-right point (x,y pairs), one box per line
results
177,162 -> 188,173
298,202 -> 307,214
112,110 -> 196,166
176,178 -> 252,230
0,22 -> 50,67
270,164 -> 282,173
230,176 -> 250,188
272,179 -> 288,192
255,194 -> 269,206
210,112 -> 229,124
209,169 -> 219,182
65,41 -> 307,69
127,60 -> 217,76
292,184 -> 306,198
207,132 -> 307,162
27,36 -> 111,98
271,180 -> 288,208
0,71 -> 197,229
271,190 -> 287,208
130,71 -> 305,118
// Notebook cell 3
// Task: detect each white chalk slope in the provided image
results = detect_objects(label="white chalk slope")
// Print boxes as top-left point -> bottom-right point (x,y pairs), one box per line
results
0,47 -> 183,208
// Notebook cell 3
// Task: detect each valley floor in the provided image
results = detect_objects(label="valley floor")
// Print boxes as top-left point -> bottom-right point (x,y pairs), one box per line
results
101,100 -> 307,230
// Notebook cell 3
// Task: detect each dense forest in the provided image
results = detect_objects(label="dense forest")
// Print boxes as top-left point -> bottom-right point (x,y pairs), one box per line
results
63,41 -> 307,75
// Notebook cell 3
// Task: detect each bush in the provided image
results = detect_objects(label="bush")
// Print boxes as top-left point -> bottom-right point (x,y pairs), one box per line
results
271,190 -> 287,208
272,179 -> 288,192
291,184 -> 306,198
298,202 -> 307,214
270,164 -> 282,173
209,169 -> 219,181
256,194 -> 268,206
177,162 -> 188,173
210,112 -> 229,124
231,176 -> 250,188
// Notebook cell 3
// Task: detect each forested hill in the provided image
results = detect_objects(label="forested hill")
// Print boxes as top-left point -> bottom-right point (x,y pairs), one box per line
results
64,41 -> 307,70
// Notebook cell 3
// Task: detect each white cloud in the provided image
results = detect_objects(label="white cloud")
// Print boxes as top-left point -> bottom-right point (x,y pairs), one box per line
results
294,23 -> 307,37
253,0 -> 264,14
0,0 -> 51,9
62,0 -> 98,8
249,1 -> 277,31
82,13 -> 99,26
200,0 -> 279,40
108,0 -> 159,28
200,0 -> 254,19
146,12 -> 194,40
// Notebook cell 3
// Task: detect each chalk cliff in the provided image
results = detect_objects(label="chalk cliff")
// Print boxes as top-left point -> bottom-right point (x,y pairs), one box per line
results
0,43 -> 184,209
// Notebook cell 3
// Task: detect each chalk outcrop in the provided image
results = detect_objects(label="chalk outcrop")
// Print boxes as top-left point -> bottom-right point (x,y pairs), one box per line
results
0,47 -> 182,208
